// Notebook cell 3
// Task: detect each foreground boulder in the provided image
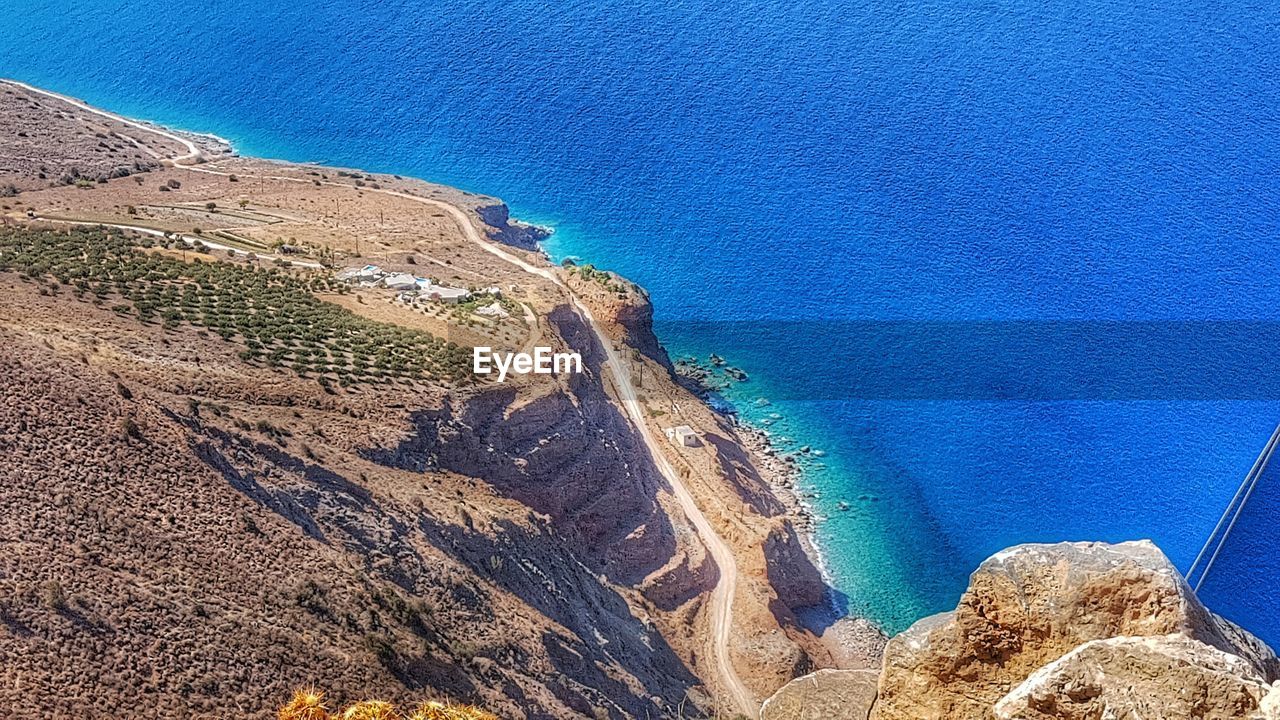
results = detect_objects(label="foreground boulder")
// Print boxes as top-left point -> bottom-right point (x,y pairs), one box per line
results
995,634 -> 1278,720
761,669 -> 878,720
766,541 -> 1279,720
871,541 -> 1278,720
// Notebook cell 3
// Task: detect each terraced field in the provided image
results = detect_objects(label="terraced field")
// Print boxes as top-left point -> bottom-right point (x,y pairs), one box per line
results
0,226 -> 473,385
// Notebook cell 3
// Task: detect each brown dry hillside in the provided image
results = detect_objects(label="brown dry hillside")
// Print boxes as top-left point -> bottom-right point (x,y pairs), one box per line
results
0,82 -> 843,720
0,236 -> 702,719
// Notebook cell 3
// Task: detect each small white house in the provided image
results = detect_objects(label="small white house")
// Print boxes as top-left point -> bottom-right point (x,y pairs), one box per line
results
475,302 -> 510,318
665,425 -> 701,448
382,272 -> 419,291
338,264 -> 384,283
427,285 -> 472,304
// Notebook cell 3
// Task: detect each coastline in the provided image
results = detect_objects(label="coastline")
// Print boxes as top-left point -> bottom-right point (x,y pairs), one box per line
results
735,418 -> 889,667
6,76 -> 884,695
542,251 -> 839,583
664,354 -> 890,667
6,78 -> 845,605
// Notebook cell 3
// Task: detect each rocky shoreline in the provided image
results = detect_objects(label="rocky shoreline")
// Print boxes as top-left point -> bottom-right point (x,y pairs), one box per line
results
673,356 -> 819,546
671,354 -> 889,666
538,232 -> 889,669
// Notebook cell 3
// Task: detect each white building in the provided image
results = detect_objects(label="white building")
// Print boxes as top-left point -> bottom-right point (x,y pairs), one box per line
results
475,302 -> 510,318
382,272 -> 419,291
338,264 -> 385,284
665,425 -> 701,448
425,285 -> 471,304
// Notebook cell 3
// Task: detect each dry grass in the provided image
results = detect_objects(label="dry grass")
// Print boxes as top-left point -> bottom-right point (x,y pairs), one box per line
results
279,690 -> 497,720
279,688 -> 331,720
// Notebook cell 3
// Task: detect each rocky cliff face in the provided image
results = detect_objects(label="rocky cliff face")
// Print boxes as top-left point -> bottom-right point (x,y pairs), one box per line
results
475,203 -> 551,251
360,306 -> 701,597
767,541 -> 1280,720
995,634 -> 1277,720
562,267 -> 671,371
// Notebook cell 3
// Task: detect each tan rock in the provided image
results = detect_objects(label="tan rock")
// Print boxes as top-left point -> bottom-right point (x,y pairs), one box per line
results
761,669 -> 879,720
995,634 -> 1276,720
871,541 -> 1278,720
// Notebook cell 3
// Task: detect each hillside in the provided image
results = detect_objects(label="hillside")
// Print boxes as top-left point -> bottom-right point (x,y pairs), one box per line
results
0,81 -> 845,718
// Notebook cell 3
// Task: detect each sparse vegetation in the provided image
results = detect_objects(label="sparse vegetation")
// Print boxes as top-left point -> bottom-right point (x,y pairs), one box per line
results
0,227 -> 473,384
41,580 -> 67,611
570,263 -> 628,297
120,417 -> 141,440
278,690 -> 498,720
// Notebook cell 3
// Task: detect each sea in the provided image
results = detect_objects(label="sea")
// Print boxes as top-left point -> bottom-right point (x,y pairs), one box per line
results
5,0 -> 1279,642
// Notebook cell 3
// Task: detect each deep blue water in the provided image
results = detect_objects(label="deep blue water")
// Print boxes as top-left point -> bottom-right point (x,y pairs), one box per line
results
5,0 -> 1279,640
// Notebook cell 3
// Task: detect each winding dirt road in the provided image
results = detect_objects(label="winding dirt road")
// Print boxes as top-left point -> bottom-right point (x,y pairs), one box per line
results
3,78 -> 758,718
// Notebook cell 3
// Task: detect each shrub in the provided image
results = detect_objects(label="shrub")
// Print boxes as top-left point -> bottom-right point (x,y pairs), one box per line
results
339,701 -> 395,720
278,689 -> 329,720
409,702 -> 498,720
277,691 -> 498,720
41,580 -> 67,611
120,417 -> 141,440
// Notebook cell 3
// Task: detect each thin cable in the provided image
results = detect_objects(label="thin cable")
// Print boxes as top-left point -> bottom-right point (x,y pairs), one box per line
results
1193,424 -> 1280,592
1187,423 -> 1280,581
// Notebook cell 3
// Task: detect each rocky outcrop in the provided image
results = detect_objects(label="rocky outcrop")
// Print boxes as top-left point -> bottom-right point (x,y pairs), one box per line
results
563,267 -> 672,371
761,669 -> 878,720
994,634 -> 1279,720
872,541 -> 1278,720
475,203 -> 550,250
763,523 -> 830,614
768,541 -> 1279,720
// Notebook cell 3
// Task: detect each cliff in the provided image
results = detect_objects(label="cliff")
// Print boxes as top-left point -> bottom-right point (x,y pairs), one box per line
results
765,541 -> 1279,720
475,203 -> 551,251
0,80 -> 837,719
562,264 -> 671,371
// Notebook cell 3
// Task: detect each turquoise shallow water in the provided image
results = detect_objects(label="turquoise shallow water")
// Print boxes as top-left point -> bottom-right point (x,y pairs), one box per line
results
4,0 -> 1280,640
